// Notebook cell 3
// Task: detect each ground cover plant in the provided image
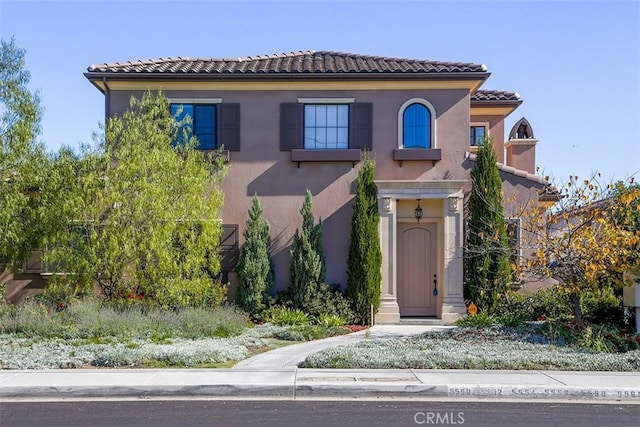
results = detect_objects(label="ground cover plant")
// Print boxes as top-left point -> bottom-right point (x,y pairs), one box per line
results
0,297 -> 351,369
301,325 -> 640,371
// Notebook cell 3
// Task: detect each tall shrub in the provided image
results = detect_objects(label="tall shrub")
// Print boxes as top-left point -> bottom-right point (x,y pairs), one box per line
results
0,37 -> 50,268
236,194 -> 273,315
465,137 -> 510,313
346,155 -> 382,324
45,92 -> 227,308
289,190 -> 325,310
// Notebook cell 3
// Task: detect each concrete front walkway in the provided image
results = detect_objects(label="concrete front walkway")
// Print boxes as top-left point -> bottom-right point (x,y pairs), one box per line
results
233,324 -> 451,369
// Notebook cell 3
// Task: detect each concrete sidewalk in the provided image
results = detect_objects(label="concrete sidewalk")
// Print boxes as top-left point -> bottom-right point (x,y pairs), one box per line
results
1,368 -> 639,402
1,324 -> 639,402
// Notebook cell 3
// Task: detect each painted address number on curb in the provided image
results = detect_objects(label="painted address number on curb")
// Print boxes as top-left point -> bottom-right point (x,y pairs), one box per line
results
448,386 -> 640,399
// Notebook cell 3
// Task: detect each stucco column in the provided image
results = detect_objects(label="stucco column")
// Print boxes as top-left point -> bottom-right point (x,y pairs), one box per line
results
375,196 -> 400,324
441,195 -> 466,323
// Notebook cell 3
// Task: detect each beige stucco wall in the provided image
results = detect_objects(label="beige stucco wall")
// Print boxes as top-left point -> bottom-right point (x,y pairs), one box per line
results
105,89 -> 542,302
469,114 -> 506,163
107,88 -> 475,292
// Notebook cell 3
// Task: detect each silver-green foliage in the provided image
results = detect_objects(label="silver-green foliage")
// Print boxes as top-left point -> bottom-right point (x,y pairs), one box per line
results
44,92 -> 227,308
0,320 -> 294,369
0,336 -> 253,369
237,194 -> 273,315
302,327 -> 640,371
0,298 -> 249,340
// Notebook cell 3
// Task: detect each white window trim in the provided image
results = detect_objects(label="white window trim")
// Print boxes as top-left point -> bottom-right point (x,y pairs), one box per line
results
397,98 -> 437,149
297,98 -> 355,104
168,98 -> 223,104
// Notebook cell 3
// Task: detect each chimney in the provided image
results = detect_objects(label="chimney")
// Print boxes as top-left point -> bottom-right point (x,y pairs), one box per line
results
506,117 -> 537,174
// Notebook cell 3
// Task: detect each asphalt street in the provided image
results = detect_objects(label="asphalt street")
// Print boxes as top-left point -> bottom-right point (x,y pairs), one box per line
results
1,400 -> 638,427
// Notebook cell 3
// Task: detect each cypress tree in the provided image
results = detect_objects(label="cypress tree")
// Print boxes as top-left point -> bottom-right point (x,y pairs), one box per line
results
465,137 -> 511,313
346,155 -> 382,324
289,190 -> 325,310
236,194 -> 273,315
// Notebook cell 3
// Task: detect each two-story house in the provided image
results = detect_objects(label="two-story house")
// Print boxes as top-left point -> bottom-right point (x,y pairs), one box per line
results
5,51 -> 555,322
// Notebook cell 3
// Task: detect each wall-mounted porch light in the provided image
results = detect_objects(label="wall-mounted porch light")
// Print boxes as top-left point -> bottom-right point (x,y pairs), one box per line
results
414,199 -> 423,222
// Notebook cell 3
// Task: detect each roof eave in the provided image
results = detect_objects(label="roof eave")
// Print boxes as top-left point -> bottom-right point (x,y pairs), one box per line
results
85,70 -> 489,82
470,100 -> 523,107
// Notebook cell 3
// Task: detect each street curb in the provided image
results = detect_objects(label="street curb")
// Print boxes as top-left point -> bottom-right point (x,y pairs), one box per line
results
2,383 -> 640,402
0,384 -> 295,400
294,383 -> 640,401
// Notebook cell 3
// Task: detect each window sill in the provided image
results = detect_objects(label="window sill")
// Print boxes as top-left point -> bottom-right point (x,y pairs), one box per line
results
291,149 -> 362,166
393,148 -> 442,162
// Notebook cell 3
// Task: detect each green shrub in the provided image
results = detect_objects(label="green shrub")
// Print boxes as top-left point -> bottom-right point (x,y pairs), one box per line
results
496,287 -> 573,321
145,277 -> 227,310
272,324 -> 348,341
580,288 -> 625,327
346,155 -> 382,325
269,283 -> 355,324
496,311 -> 527,328
601,327 -> 640,353
269,307 -> 310,326
464,137 -> 511,314
300,283 -> 355,323
314,314 -> 345,328
237,195 -> 273,316
455,311 -> 499,327
289,190 -> 325,311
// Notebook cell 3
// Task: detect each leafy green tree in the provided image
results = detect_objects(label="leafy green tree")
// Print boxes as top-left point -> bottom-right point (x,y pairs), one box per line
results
236,194 -> 273,315
0,37 -> 49,268
521,175 -> 640,319
289,190 -> 325,310
346,155 -> 382,324
464,137 -> 511,314
46,92 -> 227,308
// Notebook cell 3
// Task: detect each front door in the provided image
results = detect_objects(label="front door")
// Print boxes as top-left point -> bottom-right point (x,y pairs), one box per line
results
397,222 -> 437,316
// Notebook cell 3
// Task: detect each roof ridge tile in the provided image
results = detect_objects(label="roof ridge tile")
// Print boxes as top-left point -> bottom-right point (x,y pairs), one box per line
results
87,50 -> 488,75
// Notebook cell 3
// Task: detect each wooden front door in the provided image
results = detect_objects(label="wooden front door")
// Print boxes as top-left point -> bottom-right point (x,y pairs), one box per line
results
397,223 -> 437,316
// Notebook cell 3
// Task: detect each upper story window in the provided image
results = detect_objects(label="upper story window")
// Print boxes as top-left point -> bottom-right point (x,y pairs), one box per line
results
171,104 -> 216,150
304,104 -> 349,149
169,99 -> 240,152
397,98 -> 436,149
470,125 -> 486,147
280,101 -> 372,154
403,104 -> 431,148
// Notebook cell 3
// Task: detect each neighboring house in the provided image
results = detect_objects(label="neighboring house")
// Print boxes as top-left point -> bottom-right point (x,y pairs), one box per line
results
3,51 -> 556,322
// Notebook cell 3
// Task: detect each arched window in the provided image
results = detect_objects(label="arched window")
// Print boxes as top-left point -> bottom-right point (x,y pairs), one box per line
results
399,99 -> 435,149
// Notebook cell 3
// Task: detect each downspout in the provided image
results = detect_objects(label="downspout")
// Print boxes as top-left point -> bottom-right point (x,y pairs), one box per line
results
102,77 -> 111,126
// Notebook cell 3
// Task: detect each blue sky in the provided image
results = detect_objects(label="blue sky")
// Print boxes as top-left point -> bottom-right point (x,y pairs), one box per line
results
1,0 -> 638,185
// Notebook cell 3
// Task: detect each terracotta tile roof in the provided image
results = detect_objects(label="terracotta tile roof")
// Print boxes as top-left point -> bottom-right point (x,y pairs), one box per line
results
465,151 -> 551,186
471,90 -> 521,102
465,152 -> 560,201
87,50 -> 488,75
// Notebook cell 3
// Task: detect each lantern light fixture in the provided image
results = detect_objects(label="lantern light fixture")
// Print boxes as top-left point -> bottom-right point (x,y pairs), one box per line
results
414,199 -> 423,222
